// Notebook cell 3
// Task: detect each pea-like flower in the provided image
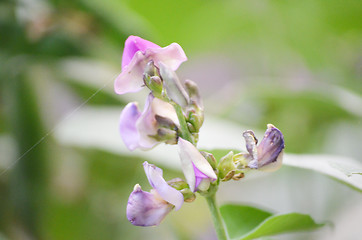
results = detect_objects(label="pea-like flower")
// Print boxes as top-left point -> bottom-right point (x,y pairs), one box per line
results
115,35 -> 187,94
243,124 -> 285,171
178,138 -> 217,192
119,94 -> 179,151
127,161 -> 184,226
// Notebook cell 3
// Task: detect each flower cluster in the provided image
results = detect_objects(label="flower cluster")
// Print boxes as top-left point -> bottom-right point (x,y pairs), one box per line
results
115,36 -> 285,226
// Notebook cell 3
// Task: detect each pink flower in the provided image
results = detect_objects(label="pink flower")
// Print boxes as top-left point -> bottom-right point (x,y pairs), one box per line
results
114,36 -> 187,94
178,138 -> 217,192
119,94 -> 179,151
127,162 -> 184,226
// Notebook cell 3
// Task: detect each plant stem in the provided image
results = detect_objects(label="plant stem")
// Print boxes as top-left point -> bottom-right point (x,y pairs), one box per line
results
206,194 -> 228,240
173,103 -> 194,145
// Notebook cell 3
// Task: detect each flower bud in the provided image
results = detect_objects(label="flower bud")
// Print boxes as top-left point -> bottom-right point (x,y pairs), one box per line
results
167,178 -> 196,202
186,109 -> 204,133
178,138 -> 217,192
158,62 -> 189,107
143,61 -> 163,97
180,188 -> 196,202
243,124 -> 285,172
218,151 -> 236,181
200,151 -> 217,170
185,79 -> 203,109
184,79 -> 204,133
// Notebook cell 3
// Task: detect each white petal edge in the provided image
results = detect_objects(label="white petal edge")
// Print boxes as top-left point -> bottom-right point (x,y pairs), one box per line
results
114,51 -> 147,94
143,161 -> 184,210
178,138 -> 217,192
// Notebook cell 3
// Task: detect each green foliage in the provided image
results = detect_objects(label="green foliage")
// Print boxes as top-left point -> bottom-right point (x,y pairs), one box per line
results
220,204 -> 324,240
206,148 -> 362,192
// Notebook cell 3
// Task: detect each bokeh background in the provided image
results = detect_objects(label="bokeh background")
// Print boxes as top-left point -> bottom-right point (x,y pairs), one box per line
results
1,0 -> 361,239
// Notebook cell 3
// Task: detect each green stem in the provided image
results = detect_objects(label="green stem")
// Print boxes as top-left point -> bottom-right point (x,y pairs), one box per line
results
206,194 -> 228,240
173,103 -> 194,145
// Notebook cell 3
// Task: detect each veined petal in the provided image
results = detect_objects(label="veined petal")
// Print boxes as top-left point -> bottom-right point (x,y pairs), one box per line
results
122,36 -> 160,69
127,184 -> 173,226
115,36 -> 187,95
146,43 -> 187,71
143,161 -> 184,210
247,124 -> 285,171
114,51 -> 146,94
178,138 -> 217,192
135,94 -> 158,149
119,102 -> 141,151
242,130 -> 258,160
178,145 -> 196,192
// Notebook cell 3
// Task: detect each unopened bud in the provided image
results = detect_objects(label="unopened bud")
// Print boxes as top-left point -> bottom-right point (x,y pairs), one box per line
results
167,178 -> 189,190
144,61 -> 158,76
143,61 -> 164,97
242,124 -> 285,172
191,133 -> 199,144
201,151 -> 217,170
187,109 -> 204,133
158,62 -> 189,107
167,178 -> 196,202
218,151 -> 236,181
185,79 -> 203,109
180,188 -> 196,202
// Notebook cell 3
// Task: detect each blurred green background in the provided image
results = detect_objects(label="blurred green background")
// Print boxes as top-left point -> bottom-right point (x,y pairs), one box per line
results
0,0 -> 361,239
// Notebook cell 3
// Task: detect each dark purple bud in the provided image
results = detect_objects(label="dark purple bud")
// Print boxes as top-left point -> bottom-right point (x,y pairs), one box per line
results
244,124 -> 285,171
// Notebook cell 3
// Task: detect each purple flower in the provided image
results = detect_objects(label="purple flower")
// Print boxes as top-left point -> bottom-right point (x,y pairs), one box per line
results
115,35 -> 187,95
127,161 -> 184,226
243,124 -> 285,171
119,94 -> 179,151
178,138 -> 217,192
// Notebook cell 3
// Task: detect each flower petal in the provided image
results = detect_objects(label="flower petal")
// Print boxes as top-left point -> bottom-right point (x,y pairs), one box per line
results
135,94 -> 158,149
136,94 -> 179,149
242,130 -> 258,160
146,43 -> 187,71
193,163 -> 211,190
119,102 -> 141,151
158,61 -> 189,107
143,161 -> 184,210
248,124 -> 285,171
114,51 -> 147,94
178,138 -> 217,192
115,37 -> 187,95
122,36 -> 160,69
127,184 -> 173,226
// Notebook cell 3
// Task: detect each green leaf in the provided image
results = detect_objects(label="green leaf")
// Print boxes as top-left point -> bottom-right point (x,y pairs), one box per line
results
328,161 -> 362,177
53,107 -> 362,192
206,149 -> 362,192
220,204 -> 325,240
284,154 -> 362,193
